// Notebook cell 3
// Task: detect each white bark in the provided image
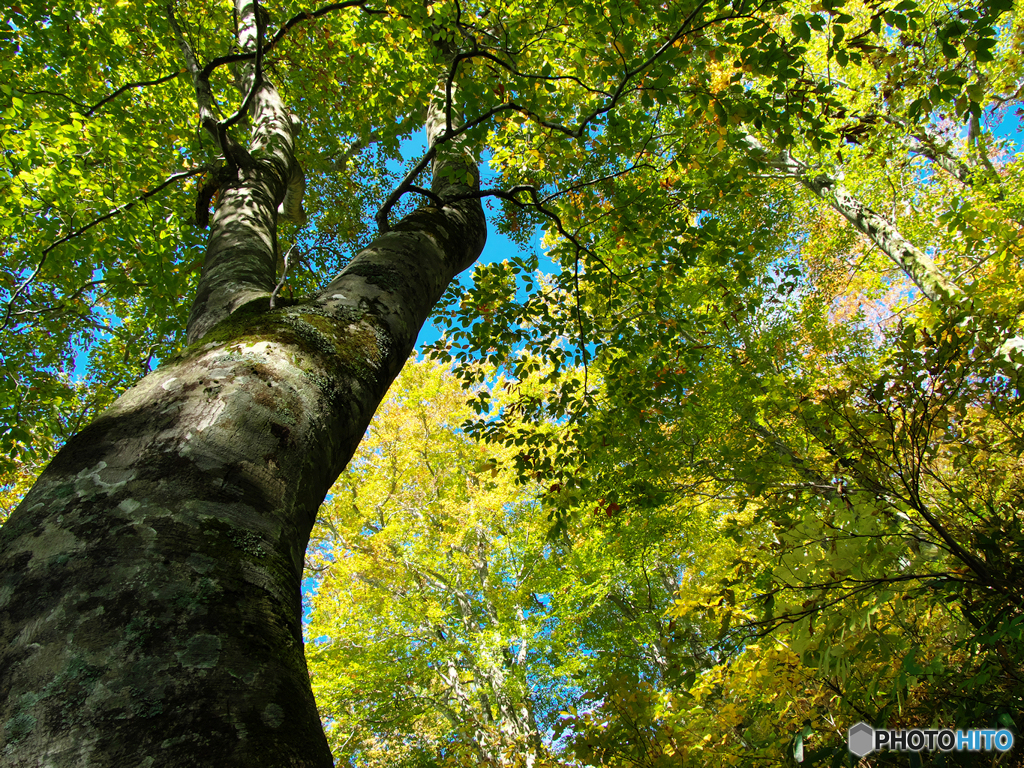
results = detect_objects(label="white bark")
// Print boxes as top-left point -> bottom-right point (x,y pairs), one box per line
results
742,134 -> 1024,374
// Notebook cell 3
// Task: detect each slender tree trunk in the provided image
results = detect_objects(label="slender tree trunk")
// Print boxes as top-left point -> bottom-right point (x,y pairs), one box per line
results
743,133 -> 1024,374
795,170 -> 961,302
0,9 -> 485,766
741,135 -> 960,303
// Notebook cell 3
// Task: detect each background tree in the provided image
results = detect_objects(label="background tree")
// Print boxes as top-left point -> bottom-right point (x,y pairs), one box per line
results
430,0 -> 1023,763
306,360 -> 740,767
306,359 -> 550,766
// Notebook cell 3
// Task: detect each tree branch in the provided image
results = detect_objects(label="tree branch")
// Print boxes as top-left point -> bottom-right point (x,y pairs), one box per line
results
220,0 -> 265,131
198,0 -> 386,81
1,168 -> 204,332
375,0 -> 733,230
23,72 -> 183,118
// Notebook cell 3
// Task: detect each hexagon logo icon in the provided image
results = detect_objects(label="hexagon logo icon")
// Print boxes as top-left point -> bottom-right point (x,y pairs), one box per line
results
848,722 -> 875,757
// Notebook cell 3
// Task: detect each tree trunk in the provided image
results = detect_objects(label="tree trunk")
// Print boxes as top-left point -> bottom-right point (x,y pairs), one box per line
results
795,171 -> 960,303
0,10 -> 485,765
741,134 -> 960,303
743,133 -> 1024,374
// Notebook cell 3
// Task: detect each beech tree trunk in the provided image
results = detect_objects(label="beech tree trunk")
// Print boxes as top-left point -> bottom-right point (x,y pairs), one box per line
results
0,5 -> 485,765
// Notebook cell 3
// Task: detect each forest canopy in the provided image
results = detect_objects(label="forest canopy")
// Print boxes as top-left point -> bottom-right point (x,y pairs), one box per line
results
1,0 -> 1023,765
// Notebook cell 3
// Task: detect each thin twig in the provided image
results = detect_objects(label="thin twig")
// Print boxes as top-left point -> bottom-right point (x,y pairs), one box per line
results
200,0 -> 386,80
85,72 -> 182,117
270,242 -> 297,308
573,246 -> 589,395
1,167 -> 205,332
10,279 -> 106,319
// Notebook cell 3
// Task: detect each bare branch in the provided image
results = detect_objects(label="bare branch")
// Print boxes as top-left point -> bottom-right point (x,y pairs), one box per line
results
270,242 -> 297,309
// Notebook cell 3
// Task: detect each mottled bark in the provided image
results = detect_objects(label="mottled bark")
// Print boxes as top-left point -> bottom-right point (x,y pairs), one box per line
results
873,116 -> 978,186
906,133 -> 974,186
887,118 -> 1020,227
182,0 -> 301,345
0,8 -> 486,767
797,172 -> 962,303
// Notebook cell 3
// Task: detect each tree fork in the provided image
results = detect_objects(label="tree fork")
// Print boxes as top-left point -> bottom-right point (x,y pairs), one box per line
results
0,10 -> 485,767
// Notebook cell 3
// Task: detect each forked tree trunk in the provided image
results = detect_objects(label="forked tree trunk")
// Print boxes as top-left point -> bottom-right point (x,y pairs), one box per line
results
0,9 -> 485,766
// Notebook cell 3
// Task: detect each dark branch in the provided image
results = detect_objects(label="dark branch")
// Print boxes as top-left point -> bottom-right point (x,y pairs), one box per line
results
9,279 -> 106,320
265,0 -> 388,52
84,72 -> 183,117
22,72 -> 183,119
1,168 -> 205,332
375,0 -> 729,229
375,147 -> 437,231
200,0 -> 386,80
198,52 -> 254,82
407,184 -> 444,207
